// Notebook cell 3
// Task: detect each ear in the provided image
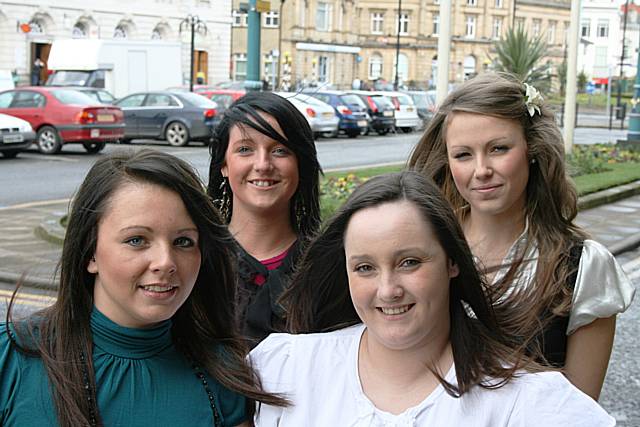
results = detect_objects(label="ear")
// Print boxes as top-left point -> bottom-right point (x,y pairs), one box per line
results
448,259 -> 459,279
87,256 -> 98,274
221,164 -> 228,178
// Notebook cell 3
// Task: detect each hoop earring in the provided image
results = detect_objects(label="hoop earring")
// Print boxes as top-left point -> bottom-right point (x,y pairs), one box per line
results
215,177 -> 231,222
294,193 -> 306,233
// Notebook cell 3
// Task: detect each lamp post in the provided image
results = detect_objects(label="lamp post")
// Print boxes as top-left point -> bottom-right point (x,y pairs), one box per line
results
179,15 -> 208,92
394,0 -> 402,90
277,0 -> 285,89
627,27 -> 640,143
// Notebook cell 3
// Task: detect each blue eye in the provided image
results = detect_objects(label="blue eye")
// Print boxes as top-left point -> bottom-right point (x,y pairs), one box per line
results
273,146 -> 291,156
175,236 -> 196,248
124,236 -> 145,247
354,264 -> 374,273
492,145 -> 509,153
400,258 -> 420,268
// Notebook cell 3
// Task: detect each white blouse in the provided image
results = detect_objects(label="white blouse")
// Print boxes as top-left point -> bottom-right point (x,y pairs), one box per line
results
491,231 -> 635,334
250,324 -> 614,426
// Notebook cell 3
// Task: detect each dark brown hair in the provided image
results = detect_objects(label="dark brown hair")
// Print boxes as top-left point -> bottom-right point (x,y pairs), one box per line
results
6,149 -> 287,426
408,72 -> 587,353
282,171 -> 534,396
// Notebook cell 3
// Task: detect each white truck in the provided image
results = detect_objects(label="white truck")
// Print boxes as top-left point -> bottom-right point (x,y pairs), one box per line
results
46,39 -> 183,99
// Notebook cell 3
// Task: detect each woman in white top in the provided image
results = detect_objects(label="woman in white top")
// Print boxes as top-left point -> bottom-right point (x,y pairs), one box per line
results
250,171 -> 614,426
409,72 -> 634,400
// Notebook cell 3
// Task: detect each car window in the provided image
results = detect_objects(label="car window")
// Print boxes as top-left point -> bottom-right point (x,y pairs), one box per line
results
341,94 -> 366,107
395,95 -> 412,105
0,92 -> 15,108
410,93 -> 429,108
116,94 -> 146,107
372,96 -> 393,109
179,92 -> 217,107
210,94 -> 233,109
10,91 -> 46,108
52,90 -> 95,105
313,94 -> 330,104
145,94 -> 175,107
98,91 -> 116,103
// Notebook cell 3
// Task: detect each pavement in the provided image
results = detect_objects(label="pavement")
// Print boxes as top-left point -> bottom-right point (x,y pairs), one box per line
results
0,180 -> 640,289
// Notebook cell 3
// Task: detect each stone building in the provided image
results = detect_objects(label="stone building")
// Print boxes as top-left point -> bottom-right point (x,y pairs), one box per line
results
231,0 -> 571,89
0,0 -> 232,87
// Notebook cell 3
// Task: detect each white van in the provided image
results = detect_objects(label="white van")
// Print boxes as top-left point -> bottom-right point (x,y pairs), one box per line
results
0,70 -> 15,91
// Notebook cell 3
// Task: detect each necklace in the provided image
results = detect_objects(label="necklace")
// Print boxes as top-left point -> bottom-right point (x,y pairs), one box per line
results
80,352 -> 223,427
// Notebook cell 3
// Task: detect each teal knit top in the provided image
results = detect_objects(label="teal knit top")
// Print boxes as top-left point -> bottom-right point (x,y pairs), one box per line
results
0,308 -> 247,426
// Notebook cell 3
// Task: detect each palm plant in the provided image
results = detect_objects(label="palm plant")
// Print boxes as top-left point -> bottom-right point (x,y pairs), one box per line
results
492,26 -> 552,92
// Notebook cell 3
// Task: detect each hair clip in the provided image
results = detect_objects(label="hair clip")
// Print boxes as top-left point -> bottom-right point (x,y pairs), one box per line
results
524,83 -> 544,117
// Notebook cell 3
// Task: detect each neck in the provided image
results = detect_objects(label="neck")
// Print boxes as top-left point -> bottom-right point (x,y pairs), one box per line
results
229,208 -> 297,260
358,328 -> 453,414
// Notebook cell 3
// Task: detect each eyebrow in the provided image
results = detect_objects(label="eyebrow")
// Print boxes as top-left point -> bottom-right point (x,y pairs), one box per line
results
347,247 -> 428,263
448,136 -> 510,149
119,226 -> 199,234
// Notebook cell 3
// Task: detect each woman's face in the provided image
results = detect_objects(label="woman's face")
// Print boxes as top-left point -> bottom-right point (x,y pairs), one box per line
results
445,112 -> 530,221
88,182 -> 201,328
344,200 -> 459,351
222,113 -> 299,220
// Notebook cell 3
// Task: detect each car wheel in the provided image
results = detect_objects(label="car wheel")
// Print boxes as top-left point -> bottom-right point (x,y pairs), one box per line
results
1,150 -> 20,159
118,138 -> 132,144
165,121 -> 190,147
36,126 -> 62,154
401,127 -> 413,134
347,130 -> 359,138
82,141 -> 106,154
376,129 -> 389,136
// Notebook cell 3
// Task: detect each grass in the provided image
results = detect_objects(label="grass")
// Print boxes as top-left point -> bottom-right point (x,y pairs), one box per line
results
574,162 -> 640,195
547,93 -> 633,110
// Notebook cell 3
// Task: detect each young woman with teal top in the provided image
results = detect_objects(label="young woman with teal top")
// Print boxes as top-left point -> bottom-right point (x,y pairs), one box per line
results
1,149 -> 286,426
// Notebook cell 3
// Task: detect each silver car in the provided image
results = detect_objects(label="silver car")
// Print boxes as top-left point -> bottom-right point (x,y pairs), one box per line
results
275,92 -> 340,138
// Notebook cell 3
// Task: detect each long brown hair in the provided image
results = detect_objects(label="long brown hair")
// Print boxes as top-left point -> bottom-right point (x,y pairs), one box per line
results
6,149 -> 287,426
408,72 -> 587,351
281,171 -> 536,396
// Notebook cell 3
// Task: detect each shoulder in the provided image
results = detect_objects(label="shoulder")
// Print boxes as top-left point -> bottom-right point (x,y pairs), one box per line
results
504,371 -> 615,426
568,239 -> 635,333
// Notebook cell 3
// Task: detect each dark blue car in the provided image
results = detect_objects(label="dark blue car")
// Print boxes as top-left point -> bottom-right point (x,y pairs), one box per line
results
114,91 -> 219,146
302,90 -> 370,138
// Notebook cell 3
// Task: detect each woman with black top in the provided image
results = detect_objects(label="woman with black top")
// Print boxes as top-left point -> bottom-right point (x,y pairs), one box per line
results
208,92 -> 321,346
408,72 -> 635,400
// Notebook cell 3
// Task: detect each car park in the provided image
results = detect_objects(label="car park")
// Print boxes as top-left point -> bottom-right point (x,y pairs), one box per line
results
114,91 -> 219,146
345,90 -> 395,135
0,87 -> 124,154
374,91 -> 420,133
406,90 -> 437,129
198,89 -> 246,114
302,90 -> 370,138
275,92 -> 339,139
0,113 -> 35,158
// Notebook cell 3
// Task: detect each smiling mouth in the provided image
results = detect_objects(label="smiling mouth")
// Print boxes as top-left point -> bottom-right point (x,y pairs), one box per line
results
139,284 -> 178,293
249,179 -> 279,188
377,304 -> 414,315
473,184 -> 502,192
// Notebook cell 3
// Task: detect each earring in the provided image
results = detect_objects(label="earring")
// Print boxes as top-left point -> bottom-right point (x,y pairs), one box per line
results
294,193 -> 306,232
530,158 -> 537,164
215,177 -> 231,222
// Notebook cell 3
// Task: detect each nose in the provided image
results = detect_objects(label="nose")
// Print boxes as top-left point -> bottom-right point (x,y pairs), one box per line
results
150,243 -> 177,275
376,272 -> 404,302
253,148 -> 273,173
474,155 -> 493,179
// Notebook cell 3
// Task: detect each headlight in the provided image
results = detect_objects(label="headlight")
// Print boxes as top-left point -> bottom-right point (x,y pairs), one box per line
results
20,122 -> 33,132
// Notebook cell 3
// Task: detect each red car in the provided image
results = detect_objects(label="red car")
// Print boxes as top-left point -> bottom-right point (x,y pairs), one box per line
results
0,87 -> 125,154
198,89 -> 246,113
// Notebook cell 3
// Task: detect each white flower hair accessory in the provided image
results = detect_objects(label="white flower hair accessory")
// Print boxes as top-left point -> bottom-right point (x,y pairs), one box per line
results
524,83 -> 544,117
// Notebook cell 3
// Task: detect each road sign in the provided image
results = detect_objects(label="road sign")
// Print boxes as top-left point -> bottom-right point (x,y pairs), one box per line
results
256,0 -> 271,12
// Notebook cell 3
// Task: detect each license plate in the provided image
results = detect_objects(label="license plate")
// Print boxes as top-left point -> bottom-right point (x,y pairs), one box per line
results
406,107 -> 414,112
383,110 -> 393,117
90,129 -> 100,137
3,134 -> 23,143
322,112 -> 333,118
357,120 -> 367,127
97,114 -> 114,122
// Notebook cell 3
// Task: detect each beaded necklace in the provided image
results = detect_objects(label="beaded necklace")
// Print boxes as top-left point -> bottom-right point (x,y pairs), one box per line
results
80,352 -> 223,427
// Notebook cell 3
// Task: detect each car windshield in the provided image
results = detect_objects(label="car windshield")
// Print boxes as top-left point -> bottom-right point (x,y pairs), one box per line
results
51,89 -> 96,105
46,71 -> 92,86
372,96 -> 393,109
410,93 -> 430,108
395,95 -> 412,105
341,94 -> 366,107
179,92 -> 217,107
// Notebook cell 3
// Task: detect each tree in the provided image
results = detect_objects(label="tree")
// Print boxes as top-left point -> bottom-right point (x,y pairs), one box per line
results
577,71 -> 588,93
492,26 -> 552,92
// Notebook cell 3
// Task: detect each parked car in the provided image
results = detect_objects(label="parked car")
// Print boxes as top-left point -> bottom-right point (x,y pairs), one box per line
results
66,87 -> 117,104
165,85 -> 215,93
0,87 -> 124,154
275,92 -> 339,139
406,90 -> 437,129
114,91 -> 219,146
374,91 -> 420,133
345,90 -> 395,135
302,90 -> 370,138
0,113 -> 35,158
198,89 -> 246,114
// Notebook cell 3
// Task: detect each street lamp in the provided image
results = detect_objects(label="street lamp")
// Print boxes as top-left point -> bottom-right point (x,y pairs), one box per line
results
394,0 -> 402,90
180,15 -> 208,92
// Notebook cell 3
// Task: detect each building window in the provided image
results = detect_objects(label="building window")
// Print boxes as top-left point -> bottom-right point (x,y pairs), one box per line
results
264,11 -> 279,28
581,19 -> 590,37
532,19 -> 541,37
316,2 -> 331,31
233,10 -> 248,27
495,0 -> 503,7
368,55 -> 383,80
233,53 -> 247,80
396,12 -> 409,35
463,55 -> 476,80
492,17 -> 502,39
465,15 -> 476,38
515,17 -> 525,29
467,0 -> 477,5
318,56 -> 329,83
597,19 -> 609,38
548,21 -> 556,44
114,26 -> 128,38
433,14 -> 439,36
394,53 -> 409,82
72,23 -> 88,38
371,12 -> 384,34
